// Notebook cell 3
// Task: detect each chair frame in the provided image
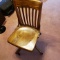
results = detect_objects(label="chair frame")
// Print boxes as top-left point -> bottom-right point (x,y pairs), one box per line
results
11,0 -> 43,55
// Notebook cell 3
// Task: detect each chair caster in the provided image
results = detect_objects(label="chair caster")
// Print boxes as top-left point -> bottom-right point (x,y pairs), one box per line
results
15,52 -> 20,55
40,52 -> 43,55
15,48 -> 21,55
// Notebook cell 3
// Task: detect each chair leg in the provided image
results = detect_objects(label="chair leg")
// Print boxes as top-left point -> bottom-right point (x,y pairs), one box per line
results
15,48 -> 21,55
35,46 -> 43,55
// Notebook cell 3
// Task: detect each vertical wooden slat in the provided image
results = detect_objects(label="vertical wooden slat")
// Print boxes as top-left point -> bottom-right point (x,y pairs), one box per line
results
30,8 -> 32,26
27,8 -> 29,25
36,10 -> 39,28
38,9 -> 41,29
18,7 -> 23,25
22,7 -> 26,25
25,8 -> 28,25
35,9 -> 37,28
37,4 -> 42,30
16,7 -> 20,26
33,9 -> 35,27
23,8 -> 27,24
32,8 -> 34,27
20,8 -> 24,25
29,8 -> 31,26
16,7 -> 23,26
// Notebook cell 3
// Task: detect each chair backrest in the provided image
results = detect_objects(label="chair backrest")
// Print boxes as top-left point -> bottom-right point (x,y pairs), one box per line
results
13,0 -> 42,30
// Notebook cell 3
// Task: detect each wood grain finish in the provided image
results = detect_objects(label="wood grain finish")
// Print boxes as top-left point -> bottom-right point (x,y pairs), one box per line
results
8,0 -> 43,51
8,26 -> 40,51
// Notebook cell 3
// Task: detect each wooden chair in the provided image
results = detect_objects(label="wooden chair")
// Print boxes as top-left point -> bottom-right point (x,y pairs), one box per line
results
8,0 -> 43,55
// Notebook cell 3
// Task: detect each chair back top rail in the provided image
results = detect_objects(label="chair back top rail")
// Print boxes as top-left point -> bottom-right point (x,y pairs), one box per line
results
13,0 -> 42,10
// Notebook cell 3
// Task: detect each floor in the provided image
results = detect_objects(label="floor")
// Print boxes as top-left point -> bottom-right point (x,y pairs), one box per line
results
0,0 -> 60,60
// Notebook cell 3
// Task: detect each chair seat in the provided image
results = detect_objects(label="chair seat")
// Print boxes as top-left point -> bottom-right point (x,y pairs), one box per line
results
8,26 -> 40,51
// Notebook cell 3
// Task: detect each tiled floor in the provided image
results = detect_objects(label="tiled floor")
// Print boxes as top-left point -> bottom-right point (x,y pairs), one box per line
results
0,0 -> 60,60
